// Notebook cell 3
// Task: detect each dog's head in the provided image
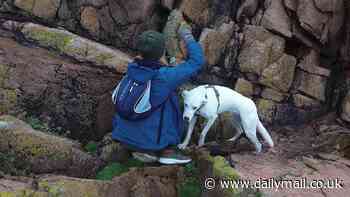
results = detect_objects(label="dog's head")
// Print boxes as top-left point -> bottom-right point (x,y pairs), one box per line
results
182,88 -> 208,122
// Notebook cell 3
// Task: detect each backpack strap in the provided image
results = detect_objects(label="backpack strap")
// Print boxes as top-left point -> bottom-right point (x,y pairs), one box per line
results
134,80 -> 152,113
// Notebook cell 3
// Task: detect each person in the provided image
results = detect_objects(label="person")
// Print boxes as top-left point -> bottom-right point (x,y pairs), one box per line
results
112,23 -> 205,165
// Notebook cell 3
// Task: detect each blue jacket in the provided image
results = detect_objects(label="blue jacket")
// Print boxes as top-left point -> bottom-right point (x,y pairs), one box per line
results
112,40 -> 205,151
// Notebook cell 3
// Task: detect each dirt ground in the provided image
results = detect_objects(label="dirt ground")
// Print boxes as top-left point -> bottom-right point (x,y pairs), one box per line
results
224,114 -> 350,197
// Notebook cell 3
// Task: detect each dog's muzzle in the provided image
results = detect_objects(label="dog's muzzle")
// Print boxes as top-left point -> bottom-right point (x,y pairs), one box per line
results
183,116 -> 190,122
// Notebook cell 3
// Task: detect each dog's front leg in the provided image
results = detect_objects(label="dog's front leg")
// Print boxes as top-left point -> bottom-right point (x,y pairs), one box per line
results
178,116 -> 198,150
198,116 -> 217,146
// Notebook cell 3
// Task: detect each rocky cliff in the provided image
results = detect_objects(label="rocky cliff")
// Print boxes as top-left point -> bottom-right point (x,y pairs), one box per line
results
0,0 -> 348,141
1,0 -> 350,197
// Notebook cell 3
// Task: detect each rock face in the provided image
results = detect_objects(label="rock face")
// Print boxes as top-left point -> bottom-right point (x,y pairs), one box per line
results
3,0 -> 166,49
260,54 -> 297,93
0,160 -> 244,197
194,150 -> 260,196
0,0 -> 348,136
0,115 -> 103,178
236,0 -> 259,20
295,70 -> 328,102
0,29 -> 122,140
261,0 -> 292,38
291,0 -> 344,45
0,166 -> 180,197
3,21 -> 131,73
341,1 -> 350,67
97,133 -> 130,162
80,6 -> 100,37
179,0 -> 211,26
341,91 -> 350,123
238,25 -> 286,75
199,22 -> 234,66
235,78 -> 254,97
232,20 -> 336,124
14,0 -> 61,20
0,1 -> 349,196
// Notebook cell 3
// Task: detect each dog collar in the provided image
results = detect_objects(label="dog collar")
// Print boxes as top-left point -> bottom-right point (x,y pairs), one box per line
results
205,85 -> 220,113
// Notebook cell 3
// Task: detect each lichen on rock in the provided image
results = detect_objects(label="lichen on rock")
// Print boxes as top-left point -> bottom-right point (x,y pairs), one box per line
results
235,78 -> 254,97
0,115 -> 103,178
22,23 -> 73,52
0,89 -> 17,114
260,54 -> 297,93
295,70 -> 328,102
196,150 -> 240,196
0,64 -> 9,87
13,22 -> 131,73
256,99 -> 277,122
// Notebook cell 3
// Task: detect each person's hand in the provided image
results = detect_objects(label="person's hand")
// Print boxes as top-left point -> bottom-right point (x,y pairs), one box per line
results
160,55 -> 171,66
178,22 -> 194,43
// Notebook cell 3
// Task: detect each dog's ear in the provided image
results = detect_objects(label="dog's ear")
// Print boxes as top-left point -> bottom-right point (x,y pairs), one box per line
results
182,90 -> 189,98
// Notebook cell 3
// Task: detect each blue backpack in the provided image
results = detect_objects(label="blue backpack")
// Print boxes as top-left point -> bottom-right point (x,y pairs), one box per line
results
112,75 -> 164,120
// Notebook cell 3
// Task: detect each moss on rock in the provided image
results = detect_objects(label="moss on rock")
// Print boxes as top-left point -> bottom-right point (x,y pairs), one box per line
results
36,176 -> 113,197
0,64 -> 9,88
260,54 -> 297,93
177,163 -> 201,197
19,22 -> 131,73
96,159 -> 145,181
210,156 -> 239,179
0,89 -> 17,113
235,78 -> 254,97
0,115 -> 103,177
95,53 -> 115,65
22,25 -> 73,52
257,99 -> 276,123
197,150 -> 240,197
0,189 -> 49,197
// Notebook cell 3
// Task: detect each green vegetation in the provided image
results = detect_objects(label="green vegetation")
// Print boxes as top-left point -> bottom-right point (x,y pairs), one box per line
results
25,116 -> 49,131
0,89 -> 17,113
236,188 -> 264,197
24,115 -> 67,136
95,53 -> 114,64
178,163 -> 201,197
96,159 -> 145,181
84,141 -> 98,154
38,181 -> 63,197
210,156 -> 239,179
0,151 -> 30,176
26,28 -> 73,52
95,163 -> 127,180
0,64 -> 9,87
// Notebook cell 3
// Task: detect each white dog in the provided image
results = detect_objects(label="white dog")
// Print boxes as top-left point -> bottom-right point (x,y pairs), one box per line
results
179,85 -> 274,153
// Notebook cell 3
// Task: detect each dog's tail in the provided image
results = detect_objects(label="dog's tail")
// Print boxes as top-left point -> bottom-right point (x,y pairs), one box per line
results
257,119 -> 274,147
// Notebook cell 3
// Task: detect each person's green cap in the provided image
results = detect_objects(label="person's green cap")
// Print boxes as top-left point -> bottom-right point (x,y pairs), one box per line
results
135,30 -> 166,61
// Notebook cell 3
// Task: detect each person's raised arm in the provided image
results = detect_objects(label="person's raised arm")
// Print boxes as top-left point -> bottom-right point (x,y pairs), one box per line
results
159,23 -> 205,90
